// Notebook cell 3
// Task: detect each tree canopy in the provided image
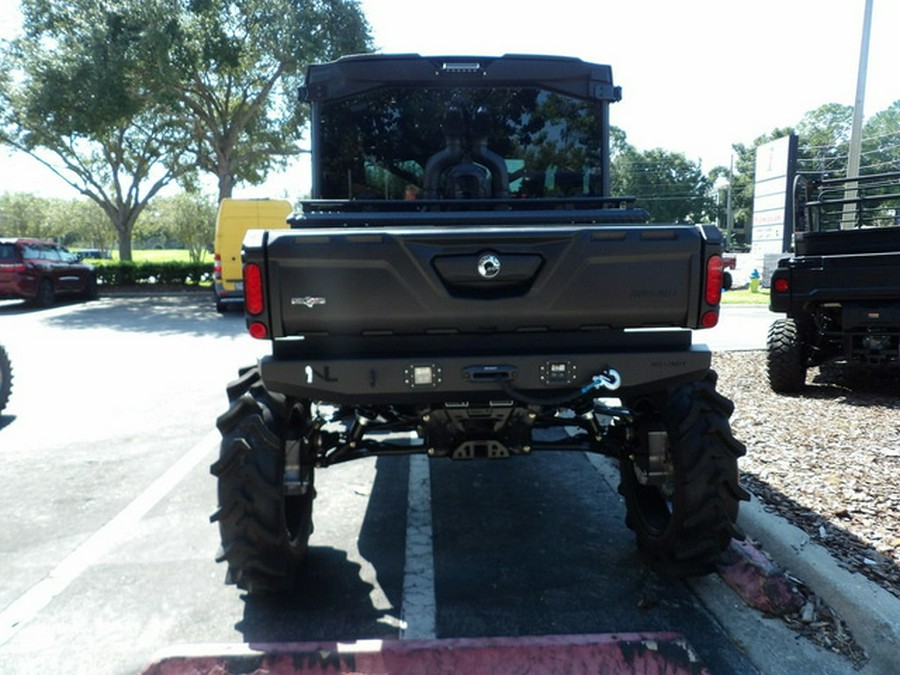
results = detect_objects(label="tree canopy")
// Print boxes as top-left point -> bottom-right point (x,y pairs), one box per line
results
611,138 -> 715,224
718,100 -> 899,246
162,0 -> 372,200
0,0 -> 372,258
0,0 -> 198,259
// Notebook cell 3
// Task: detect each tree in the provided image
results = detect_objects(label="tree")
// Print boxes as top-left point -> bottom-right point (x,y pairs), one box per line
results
146,192 -> 217,262
612,146 -> 715,223
718,102 -> 899,245
0,0 -> 197,260
861,100 -> 900,175
0,193 -> 54,240
795,103 -> 853,178
794,101 -> 900,177
161,0 -> 372,201
56,199 -> 117,252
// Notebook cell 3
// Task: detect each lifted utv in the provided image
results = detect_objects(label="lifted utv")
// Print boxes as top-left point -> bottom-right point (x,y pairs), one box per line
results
767,171 -> 900,392
210,54 -> 748,594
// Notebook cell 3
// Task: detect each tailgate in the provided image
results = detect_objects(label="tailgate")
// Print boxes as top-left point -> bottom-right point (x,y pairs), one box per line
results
260,223 -> 713,337
791,251 -> 900,302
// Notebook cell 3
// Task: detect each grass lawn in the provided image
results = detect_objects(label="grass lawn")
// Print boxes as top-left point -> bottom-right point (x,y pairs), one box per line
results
107,249 -> 211,263
721,287 -> 769,305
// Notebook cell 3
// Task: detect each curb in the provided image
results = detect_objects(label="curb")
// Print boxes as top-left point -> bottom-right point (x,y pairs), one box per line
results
140,634 -> 710,675
738,493 -> 900,674
98,286 -> 210,298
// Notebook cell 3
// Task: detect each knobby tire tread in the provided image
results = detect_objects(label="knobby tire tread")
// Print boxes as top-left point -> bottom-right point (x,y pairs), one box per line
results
620,371 -> 749,576
211,365 -> 314,594
0,345 -> 11,414
767,318 -> 808,393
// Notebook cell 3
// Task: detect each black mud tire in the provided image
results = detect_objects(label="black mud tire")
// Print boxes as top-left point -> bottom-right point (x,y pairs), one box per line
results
767,318 -> 808,393
722,270 -> 733,291
619,371 -> 749,576
0,344 -> 12,414
211,365 -> 315,594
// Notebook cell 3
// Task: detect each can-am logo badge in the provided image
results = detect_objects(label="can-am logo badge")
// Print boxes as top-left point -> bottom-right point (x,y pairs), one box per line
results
291,296 -> 327,308
477,254 -> 501,279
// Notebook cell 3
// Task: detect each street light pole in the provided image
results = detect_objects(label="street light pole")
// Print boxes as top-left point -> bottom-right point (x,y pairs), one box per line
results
842,0 -> 874,228
726,155 -> 734,247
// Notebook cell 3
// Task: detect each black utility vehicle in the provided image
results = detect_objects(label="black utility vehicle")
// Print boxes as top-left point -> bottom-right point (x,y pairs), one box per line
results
768,171 -> 900,392
211,54 -> 747,593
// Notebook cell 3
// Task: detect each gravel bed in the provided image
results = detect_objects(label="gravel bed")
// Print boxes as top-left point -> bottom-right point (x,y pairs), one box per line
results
712,351 -> 900,601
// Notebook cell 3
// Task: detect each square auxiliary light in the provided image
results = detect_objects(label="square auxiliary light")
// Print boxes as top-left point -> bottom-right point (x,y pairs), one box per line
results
414,366 -> 434,386
404,363 -> 443,389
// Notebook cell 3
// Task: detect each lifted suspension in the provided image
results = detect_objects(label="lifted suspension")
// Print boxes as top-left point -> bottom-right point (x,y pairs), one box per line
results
300,395 -> 635,468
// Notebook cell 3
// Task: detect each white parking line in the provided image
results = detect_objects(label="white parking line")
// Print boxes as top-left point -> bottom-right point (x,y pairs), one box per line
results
399,454 -> 437,640
0,430 -> 218,646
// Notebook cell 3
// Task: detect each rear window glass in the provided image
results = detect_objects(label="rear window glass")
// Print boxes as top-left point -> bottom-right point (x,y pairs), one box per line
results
0,244 -> 17,262
318,87 -> 603,200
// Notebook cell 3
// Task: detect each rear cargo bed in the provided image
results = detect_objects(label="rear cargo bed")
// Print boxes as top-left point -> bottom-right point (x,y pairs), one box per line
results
253,221 -> 718,340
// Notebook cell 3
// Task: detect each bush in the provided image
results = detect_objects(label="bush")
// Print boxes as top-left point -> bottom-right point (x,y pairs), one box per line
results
93,261 -> 213,287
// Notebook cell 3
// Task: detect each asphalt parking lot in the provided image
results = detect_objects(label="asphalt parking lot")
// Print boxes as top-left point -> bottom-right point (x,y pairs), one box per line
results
0,295 -> 882,674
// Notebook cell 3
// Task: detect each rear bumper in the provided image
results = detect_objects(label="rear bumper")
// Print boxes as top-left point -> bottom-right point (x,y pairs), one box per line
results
260,331 -> 711,404
0,278 -> 37,300
214,282 -> 244,303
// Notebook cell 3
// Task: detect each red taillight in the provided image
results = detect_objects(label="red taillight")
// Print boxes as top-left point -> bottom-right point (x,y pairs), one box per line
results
705,255 -> 723,305
244,263 -> 264,316
213,253 -> 222,280
248,321 -> 268,339
701,311 -> 719,328
773,278 -> 789,293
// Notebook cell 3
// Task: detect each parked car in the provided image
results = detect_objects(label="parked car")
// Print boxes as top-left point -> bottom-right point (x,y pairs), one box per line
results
0,238 -> 98,306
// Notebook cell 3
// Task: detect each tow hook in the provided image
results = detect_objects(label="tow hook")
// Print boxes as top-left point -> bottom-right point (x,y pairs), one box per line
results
580,368 -> 622,394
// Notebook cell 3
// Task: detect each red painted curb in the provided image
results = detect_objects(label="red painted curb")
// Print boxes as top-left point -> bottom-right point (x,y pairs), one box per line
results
718,539 -> 805,616
141,633 -> 710,675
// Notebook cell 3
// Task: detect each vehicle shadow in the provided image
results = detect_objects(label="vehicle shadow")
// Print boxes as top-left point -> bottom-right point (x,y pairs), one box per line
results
237,547 -> 396,643
236,456 -> 409,643
32,294 -> 247,338
809,362 -> 900,400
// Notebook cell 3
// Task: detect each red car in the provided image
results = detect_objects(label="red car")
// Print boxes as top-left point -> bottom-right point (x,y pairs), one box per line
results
0,238 -> 97,306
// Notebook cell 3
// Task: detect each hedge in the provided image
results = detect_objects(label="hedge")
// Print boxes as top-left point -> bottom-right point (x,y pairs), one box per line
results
93,261 -> 214,287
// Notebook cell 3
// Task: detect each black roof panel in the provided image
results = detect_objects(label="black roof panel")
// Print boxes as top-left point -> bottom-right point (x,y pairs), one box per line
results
301,53 -> 621,103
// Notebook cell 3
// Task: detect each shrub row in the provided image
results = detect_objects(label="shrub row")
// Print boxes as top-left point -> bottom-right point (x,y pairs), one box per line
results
93,261 -> 214,287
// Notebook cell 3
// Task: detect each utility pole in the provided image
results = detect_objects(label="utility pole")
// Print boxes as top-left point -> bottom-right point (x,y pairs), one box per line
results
726,155 -> 734,248
842,0 -> 874,228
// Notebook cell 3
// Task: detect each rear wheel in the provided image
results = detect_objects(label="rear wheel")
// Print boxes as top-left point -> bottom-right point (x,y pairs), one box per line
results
211,366 -> 315,593
767,318 -> 808,393
619,371 -> 748,576
84,274 -> 98,300
35,278 -> 54,307
0,344 -> 12,414
722,270 -> 733,291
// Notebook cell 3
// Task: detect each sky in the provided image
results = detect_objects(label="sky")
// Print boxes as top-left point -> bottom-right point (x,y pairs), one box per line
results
1,0 -> 898,200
